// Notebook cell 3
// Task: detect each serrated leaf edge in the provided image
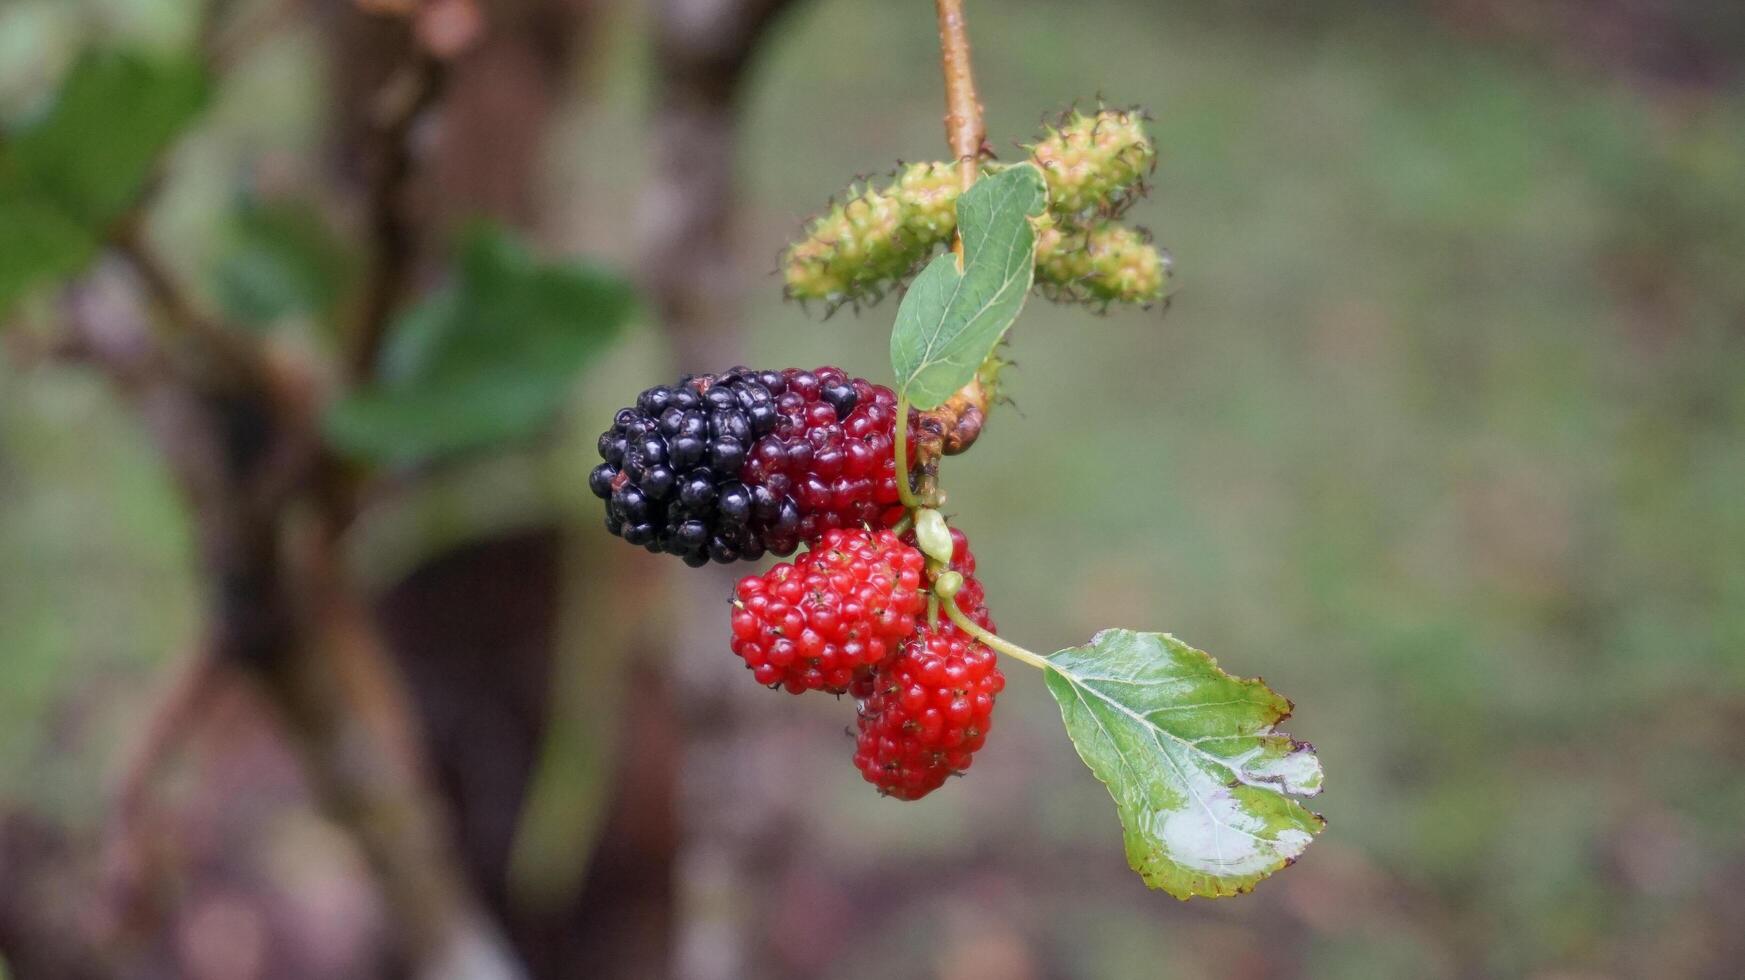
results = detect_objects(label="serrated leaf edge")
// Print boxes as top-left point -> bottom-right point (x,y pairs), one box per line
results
1044,628 -> 1326,899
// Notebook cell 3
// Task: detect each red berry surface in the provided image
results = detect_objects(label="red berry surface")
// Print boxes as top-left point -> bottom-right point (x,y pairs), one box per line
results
730,528 -> 928,694
739,366 -> 916,550
852,624 -> 1005,800
853,526 -> 1001,799
591,366 -> 918,564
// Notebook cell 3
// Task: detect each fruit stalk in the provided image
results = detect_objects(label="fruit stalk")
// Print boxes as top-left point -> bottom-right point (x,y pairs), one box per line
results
910,0 -> 996,501
935,0 -> 986,219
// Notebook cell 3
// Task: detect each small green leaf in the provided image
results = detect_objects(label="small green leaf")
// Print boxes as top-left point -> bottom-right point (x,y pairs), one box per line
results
0,48 -> 208,318
6,49 -> 207,225
1044,629 -> 1325,899
324,225 -> 637,465
324,372 -> 572,465
889,164 -> 1046,410
0,187 -> 94,313
212,198 -> 356,332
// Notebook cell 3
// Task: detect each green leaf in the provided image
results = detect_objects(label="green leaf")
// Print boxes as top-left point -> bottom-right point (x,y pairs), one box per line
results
212,199 -> 356,331
324,226 -> 636,464
1043,629 -> 1325,899
889,163 -> 1046,410
0,49 -> 208,318
324,373 -> 573,464
0,187 -> 94,313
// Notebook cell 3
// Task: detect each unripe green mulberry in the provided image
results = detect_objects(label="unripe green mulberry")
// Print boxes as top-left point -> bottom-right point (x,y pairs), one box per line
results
1035,214 -> 1170,307
1027,107 -> 1155,220
784,104 -> 1164,310
783,162 -> 961,306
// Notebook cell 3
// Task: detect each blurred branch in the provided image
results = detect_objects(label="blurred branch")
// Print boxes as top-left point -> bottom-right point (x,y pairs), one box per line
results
60,262 -> 522,975
99,639 -> 232,952
207,0 -> 306,75
260,532 -> 523,979
346,42 -> 446,382
30,5 -> 521,976
106,643 -> 228,842
642,0 -> 802,369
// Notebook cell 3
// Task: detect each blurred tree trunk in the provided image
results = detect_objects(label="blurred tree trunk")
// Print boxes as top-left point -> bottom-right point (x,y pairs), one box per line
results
640,2 -> 805,978
325,1 -> 683,976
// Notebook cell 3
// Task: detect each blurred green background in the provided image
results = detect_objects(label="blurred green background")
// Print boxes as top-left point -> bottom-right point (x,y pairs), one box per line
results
4,0 -> 1745,977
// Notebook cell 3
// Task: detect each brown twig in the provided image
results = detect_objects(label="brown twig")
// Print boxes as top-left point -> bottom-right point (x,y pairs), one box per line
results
346,47 -> 444,382
910,0 -> 995,501
112,212 -> 264,382
96,639 -> 232,945
107,645 -> 228,829
935,0 -> 986,216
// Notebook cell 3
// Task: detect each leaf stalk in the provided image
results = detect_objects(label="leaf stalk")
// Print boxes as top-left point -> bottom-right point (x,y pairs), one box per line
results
941,591 -> 1051,672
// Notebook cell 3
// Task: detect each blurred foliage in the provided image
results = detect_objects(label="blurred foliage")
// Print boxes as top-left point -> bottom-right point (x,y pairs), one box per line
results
0,48 -> 206,316
324,226 -> 637,464
211,195 -> 357,333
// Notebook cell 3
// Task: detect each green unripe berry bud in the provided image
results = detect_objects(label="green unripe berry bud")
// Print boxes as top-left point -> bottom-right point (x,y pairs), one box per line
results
783,161 -> 962,307
784,102 -> 1164,314
1028,107 -> 1156,220
913,508 -> 954,566
1035,215 -> 1170,307
933,570 -> 964,599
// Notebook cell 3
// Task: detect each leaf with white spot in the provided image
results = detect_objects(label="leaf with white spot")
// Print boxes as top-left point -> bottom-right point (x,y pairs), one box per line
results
1044,629 -> 1324,899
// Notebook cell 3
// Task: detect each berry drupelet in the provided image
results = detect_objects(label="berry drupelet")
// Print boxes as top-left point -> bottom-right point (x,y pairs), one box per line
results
852,624 -> 1005,800
589,366 -> 912,565
852,526 -> 1002,800
730,528 -> 928,694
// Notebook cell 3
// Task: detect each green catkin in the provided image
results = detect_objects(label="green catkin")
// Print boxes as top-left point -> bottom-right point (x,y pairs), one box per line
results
783,161 -> 961,305
1034,214 -> 1170,306
1026,107 -> 1155,220
784,107 -> 1162,307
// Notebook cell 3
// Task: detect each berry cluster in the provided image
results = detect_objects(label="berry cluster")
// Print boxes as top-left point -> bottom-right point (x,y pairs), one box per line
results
852,625 -> 1004,800
730,528 -> 927,694
853,526 -> 1003,799
590,366 -> 909,565
727,524 -> 1004,801
593,366 -> 1008,801
782,105 -> 1168,310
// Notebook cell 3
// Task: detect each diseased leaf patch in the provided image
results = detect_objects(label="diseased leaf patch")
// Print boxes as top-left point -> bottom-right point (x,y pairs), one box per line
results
1043,628 -> 1324,899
